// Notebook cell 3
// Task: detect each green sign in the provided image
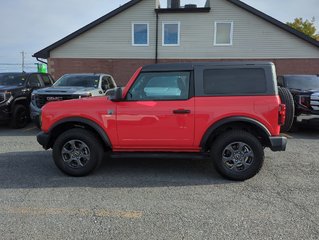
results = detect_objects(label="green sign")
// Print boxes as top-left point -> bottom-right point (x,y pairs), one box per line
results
36,63 -> 47,73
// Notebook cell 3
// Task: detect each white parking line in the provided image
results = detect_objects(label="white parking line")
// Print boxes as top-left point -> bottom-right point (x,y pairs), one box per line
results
0,206 -> 143,219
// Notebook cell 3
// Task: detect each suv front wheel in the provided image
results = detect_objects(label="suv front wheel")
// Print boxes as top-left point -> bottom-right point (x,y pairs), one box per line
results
10,104 -> 29,129
211,130 -> 264,181
53,128 -> 103,176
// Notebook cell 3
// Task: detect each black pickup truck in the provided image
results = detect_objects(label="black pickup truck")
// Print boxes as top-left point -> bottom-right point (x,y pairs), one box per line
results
0,72 -> 54,128
278,75 -> 319,127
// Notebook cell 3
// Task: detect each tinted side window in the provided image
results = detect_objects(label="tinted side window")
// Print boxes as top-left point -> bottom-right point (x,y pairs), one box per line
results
108,77 -> 116,88
127,72 -> 190,101
203,68 -> 267,95
28,74 -> 41,87
101,76 -> 115,91
41,75 -> 53,86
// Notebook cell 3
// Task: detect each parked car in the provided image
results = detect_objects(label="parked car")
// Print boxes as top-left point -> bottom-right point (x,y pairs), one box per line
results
30,73 -> 116,127
0,72 -> 54,128
36,62 -> 287,181
278,75 -> 319,128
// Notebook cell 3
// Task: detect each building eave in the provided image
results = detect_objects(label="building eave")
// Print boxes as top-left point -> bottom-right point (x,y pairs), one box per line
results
155,7 -> 211,13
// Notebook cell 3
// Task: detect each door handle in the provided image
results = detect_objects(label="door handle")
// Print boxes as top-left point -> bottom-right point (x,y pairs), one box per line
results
173,109 -> 191,114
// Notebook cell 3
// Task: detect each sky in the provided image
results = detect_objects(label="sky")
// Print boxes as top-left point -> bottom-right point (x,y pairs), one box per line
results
0,0 -> 318,72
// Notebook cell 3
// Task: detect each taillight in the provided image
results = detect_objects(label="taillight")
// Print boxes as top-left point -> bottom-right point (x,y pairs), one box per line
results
299,95 -> 311,108
278,104 -> 286,125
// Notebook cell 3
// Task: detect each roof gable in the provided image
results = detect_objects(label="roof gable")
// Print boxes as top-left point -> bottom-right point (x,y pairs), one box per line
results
33,0 -> 319,59
227,0 -> 319,48
33,0 -> 144,58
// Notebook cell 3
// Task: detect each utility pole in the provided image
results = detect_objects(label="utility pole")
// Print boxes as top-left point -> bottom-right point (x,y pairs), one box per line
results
21,51 -> 25,72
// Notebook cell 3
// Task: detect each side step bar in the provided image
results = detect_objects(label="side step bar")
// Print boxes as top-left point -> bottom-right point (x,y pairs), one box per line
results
110,152 -> 210,160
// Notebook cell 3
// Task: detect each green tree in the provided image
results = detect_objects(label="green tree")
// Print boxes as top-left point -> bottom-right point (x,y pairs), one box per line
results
287,17 -> 319,40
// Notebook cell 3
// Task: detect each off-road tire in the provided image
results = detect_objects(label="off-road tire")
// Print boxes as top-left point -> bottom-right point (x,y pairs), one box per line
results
211,130 -> 264,181
53,128 -> 103,176
278,87 -> 295,132
10,104 -> 29,129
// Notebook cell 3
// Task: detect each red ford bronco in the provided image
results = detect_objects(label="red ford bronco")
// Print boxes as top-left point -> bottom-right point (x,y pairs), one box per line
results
37,62 -> 287,180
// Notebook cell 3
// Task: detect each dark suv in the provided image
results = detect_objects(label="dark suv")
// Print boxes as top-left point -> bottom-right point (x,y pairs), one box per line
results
278,75 -> 319,126
0,72 -> 54,128
37,62 -> 287,181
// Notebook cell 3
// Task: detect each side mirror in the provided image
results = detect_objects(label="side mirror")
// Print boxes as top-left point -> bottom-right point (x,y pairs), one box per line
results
108,87 -> 123,102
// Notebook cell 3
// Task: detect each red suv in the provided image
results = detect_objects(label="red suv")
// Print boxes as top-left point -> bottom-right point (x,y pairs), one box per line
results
37,62 -> 287,180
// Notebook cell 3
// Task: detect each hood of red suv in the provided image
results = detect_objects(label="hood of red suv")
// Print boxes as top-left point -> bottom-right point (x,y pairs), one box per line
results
41,95 -> 115,130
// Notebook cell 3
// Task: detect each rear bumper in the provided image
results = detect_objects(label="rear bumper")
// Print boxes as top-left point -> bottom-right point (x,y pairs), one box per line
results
37,131 -> 50,149
269,136 -> 287,151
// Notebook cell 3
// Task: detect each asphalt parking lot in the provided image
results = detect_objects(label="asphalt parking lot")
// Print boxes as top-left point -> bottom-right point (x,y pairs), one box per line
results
0,123 -> 318,240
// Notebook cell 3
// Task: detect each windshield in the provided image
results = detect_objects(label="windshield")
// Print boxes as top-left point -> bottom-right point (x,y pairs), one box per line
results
285,75 -> 319,90
0,73 -> 27,86
54,75 -> 99,88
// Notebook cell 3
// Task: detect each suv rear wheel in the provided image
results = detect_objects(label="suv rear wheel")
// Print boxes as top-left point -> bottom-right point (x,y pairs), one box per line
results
10,104 -> 29,129
53,128 -> 103,176
211,130 -> 264,181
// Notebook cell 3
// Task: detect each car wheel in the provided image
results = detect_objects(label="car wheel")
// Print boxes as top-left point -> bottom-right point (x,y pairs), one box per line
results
278,87 -> 295,132
211,130 -> 264,181
53,128 -> 103,176
10,104 -> 29,129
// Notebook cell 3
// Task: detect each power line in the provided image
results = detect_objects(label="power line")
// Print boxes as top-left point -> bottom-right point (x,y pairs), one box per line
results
21,51 -> 25,72
0,63 -> 36,66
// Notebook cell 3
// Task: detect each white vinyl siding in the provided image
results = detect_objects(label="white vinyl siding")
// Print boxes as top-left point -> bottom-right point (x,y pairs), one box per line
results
51,0 -> 156,59
214,21 -> 233,46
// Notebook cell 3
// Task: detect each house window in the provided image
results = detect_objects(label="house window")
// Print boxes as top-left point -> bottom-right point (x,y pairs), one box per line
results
162,22 -> 180,46
132,22 -> 149,46
214,21 -> 233,46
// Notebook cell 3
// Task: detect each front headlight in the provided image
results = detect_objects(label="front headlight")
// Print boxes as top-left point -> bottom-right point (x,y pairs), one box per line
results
0,91 -> 12,103
79,92 -> 92,98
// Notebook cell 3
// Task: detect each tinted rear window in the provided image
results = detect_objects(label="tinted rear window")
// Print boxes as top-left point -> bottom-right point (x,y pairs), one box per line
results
203,68 -> 267,95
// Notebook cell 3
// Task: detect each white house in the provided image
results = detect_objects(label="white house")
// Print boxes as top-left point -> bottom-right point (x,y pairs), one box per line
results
34,0 -> 319,85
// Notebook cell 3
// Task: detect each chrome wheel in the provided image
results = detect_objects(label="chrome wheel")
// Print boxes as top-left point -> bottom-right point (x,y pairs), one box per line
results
61,140 -> 90,169
222,141 -> 254,172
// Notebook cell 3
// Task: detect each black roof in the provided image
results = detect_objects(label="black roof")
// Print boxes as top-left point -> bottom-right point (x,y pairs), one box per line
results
142,61 -> 274,72
33,0 -> 319,59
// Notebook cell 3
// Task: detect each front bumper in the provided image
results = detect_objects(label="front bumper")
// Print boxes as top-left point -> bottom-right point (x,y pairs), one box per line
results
30,102 -> 41,119
296,114 -> 319,126
269,136 -> 287,151
0,104 -> 10,121
30,102 -> 41,127
37,131 -> 51,149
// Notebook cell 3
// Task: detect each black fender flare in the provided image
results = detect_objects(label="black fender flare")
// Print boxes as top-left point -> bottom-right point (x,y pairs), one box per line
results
11,97 -> 28,107
49,117 -> 112,148
200,116 -> 271,148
